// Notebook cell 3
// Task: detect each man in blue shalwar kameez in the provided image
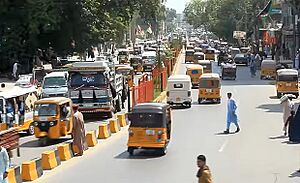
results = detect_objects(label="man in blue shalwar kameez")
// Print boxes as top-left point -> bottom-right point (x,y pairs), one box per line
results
224,93 -> 240,134
0,146 -> 9,183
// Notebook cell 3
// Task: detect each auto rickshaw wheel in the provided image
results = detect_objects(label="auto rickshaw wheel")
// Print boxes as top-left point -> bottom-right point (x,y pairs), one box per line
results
186,102 -> 192,108
198,98 -> 202,104
158,147 -> 167,156
27,124 -> 35,135
128,147 -> 134,156
277,92 -> 281,98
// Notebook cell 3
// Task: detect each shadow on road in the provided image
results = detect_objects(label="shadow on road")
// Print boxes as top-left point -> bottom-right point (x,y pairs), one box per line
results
269,135 -> 287,140
281,140 -> 300,145
20,138 -> 71,148
115,150 -> 163,160
215,132 -> 236,136
289,170 -> 300,178
269,96 -> 279,99
256,104 -> 282,113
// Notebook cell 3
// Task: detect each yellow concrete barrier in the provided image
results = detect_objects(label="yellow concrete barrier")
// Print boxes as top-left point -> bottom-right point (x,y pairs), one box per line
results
98,123 -> 111,139
7,166 -> 22,183
57,143 -> 74,161
41,149 -> 61,170
21,158 -> 43,181
86,131 -> 97,147
117,113 -> 127,127
109,118 -> 120,133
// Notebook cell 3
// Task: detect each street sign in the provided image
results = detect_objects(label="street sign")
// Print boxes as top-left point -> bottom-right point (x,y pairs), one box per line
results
233,31 -> 246,39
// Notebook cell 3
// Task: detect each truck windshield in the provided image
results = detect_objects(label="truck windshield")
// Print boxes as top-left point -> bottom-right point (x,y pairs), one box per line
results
34,104 -> 57,116
43,77 -> 67,88
130,113 -> 164,128
70,73 -> 106,87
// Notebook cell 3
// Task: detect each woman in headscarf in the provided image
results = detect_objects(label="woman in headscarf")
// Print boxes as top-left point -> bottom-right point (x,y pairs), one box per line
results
280,94 -> 295,136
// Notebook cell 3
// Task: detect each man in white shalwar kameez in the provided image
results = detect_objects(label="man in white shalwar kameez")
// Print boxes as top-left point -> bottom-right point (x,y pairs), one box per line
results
0,146 -> 9,183
281,94 -> 295,135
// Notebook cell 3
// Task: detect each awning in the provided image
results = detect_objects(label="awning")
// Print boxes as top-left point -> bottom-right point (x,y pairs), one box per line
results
257,0 -> 272,17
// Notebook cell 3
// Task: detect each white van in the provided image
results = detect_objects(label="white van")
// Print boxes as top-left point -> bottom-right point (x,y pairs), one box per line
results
41,71 -> 68,98
167,75 -> 192,108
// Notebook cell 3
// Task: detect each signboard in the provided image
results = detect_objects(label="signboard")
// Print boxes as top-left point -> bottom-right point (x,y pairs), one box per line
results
233,31 -> 246,39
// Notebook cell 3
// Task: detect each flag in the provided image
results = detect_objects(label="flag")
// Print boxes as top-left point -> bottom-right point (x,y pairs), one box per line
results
257,0 -> 272,18
146,24 -> 153,35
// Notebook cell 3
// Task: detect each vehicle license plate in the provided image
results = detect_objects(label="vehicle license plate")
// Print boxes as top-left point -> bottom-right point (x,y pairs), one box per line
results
145,130 -> 155,136
39,117 -> 48,121
176,97 -> 181,101
286,83 -> 292,87
206,89 -> 212,92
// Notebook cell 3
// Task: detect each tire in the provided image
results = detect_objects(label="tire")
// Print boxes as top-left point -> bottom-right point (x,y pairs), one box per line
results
158,147 -> 167,156
295,94 -> 299,99
198,98 -> 202,104
217,99 -> 221,104
260,76 -> 263,80
186,102 -> 192,108
277,92 -> 281,98
27,124 -> 35,135
128,147 -> 134,156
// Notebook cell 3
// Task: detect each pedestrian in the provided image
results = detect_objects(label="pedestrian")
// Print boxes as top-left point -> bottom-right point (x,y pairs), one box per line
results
280,94 -> 295,136
17,96 -> 25,126
249,54 -> 256,77
295,49 -> 300,70
0,146 -> 9,183
12,61 -> 19,81
72,105 -> 87,156
284,110 -> 295,137
224,93 -> 240,134
196,155 -> 212,183
289,105 -> 300,142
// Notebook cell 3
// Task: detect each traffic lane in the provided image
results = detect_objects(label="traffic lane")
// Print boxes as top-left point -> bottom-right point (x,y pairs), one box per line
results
11,117 -> 107,166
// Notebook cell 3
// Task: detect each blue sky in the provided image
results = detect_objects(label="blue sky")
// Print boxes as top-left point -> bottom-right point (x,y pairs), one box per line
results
166,0 -> 191,13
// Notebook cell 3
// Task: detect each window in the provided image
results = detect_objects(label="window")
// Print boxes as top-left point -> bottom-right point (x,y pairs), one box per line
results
43,77 -> 67,88
34,104 -> 57,116
70,73 -> 106,87
191,70 -> 199,74
199,80 -> 219,88
174,83 -> 183,88
130,113 -> 164,128
278,75 -> 298,82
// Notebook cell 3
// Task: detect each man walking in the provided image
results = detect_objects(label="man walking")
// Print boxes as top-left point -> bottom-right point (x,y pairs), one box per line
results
72,105 -> 88,156
196,155 -> 212,183
224,93 -> 240,134
0,146 -> 9,183
12,61 -> 19,81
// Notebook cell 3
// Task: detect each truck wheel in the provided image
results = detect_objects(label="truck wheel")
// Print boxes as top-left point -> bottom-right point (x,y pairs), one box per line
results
295,94 -> 299,99
128,147 -> 134,156
27,124 -> 35,135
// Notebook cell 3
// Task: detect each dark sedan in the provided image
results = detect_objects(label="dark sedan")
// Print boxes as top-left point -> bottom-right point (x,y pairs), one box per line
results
234,54 -> 249,66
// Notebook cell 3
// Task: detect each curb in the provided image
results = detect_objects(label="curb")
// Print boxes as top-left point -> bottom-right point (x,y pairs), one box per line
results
154,49 -> 183,103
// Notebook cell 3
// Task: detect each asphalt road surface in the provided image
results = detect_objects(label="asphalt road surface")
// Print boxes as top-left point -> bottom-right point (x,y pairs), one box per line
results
28,54 -> 300,183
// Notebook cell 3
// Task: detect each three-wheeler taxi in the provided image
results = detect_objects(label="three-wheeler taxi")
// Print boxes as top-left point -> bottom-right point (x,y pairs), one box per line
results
205,48 -> 215,61
127,103 -> 172,156
194,52 -> 205,61
198,73 -> 221,104
261,60 -> 276,80
185,49 -> 195,63
130,56 -> 143,73
276,69 -> 299,98
198,60 -> 212,73
33,97 -> 73,145
221,63 -> 237,80
167,75 -> 192,108
186,64 -> 204,88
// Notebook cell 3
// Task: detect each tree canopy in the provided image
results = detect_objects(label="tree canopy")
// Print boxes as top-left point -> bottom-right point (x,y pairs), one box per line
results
184,0 -> 268,41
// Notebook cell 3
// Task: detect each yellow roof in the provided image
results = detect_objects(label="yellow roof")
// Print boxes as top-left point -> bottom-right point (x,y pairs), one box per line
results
35,97 -> 71,105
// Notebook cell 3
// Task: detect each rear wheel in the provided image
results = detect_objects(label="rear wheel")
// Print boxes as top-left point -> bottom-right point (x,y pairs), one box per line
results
128,147 -> 134,156
277,92 -> 281,98
186,102 -> 192,108
158,147 -> 167,156
198,98 -> 202,104
27,124 -> 35,135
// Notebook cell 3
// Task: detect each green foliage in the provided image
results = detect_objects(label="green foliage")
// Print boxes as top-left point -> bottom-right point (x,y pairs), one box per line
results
184,0 -> 268,41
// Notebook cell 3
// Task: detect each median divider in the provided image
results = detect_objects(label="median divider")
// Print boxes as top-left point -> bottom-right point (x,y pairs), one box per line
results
98,123 -> 111,139
57,143 -> 74,161
41,149 -> 61,170
109,118 -> 121,133
21,158 -> 43,181
7,165 -> 22,183
86,131 -> 97,147
117,113 -> 127,127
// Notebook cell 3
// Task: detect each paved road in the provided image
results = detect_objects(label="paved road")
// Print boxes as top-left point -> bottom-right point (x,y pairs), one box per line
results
30,53 -> 300,183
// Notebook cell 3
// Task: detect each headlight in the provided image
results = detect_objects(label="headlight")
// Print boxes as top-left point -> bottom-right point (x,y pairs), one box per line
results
34,122 -> 39,126
49,121 -> 56,126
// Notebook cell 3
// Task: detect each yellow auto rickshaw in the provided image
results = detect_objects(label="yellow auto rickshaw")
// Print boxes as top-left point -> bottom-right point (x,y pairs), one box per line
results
116,65 -> 134,88
33,97 -> 73,145
261,60 -> 276,80
276,69 -> 299,98
205,48 -> 215,61
198,60 -> 212,73
194,52 -> 205,61
198,73 -> 221,104
186,64 -> 204,88
127,103 -> 172,155
185,49 -> 195,63
129,56 -> 143,73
